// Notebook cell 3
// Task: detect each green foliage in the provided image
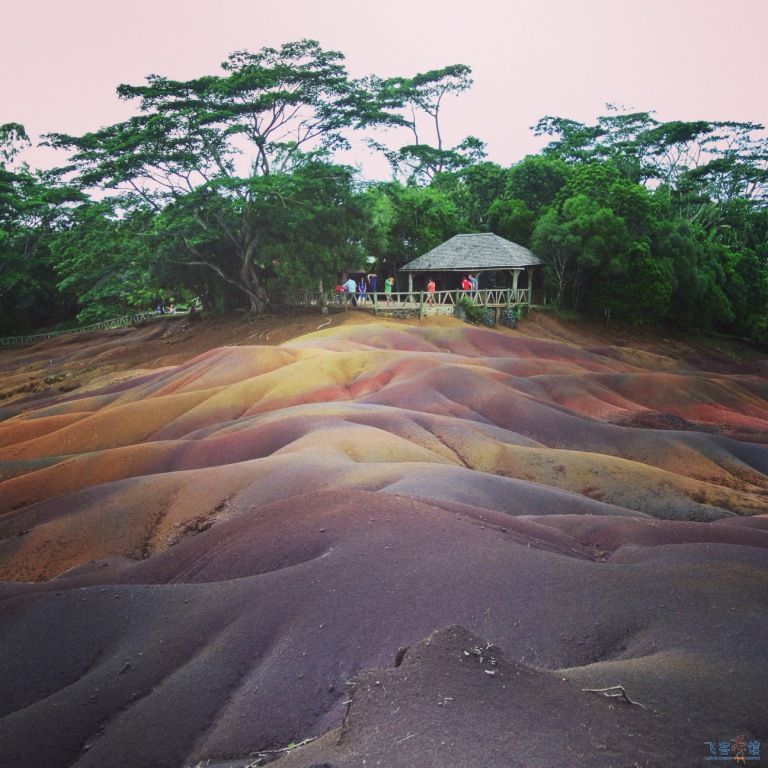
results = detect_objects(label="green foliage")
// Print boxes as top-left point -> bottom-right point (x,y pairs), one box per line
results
456,296 -> 486,323
487,198 -> 535,245
46,40 -> 360,191
254,163 -> 369,293
429,162 -> 507,230
362,183 -> 465,277
364,65 -> 486,182
504,155 -> 572,214
144,162 -> 369,306
0,130 -> 84,333
530,206 -> 580,307
0,123 -> 30,164
43,41 -> 384,313
653,220 -> 724,329
50,200 -> 159,323
531,185 -> 675,324
39,42 -> 486,314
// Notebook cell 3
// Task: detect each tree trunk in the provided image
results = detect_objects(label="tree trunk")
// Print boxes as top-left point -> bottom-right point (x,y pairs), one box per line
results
239,239 -> 269,314
240,275 -> 268,314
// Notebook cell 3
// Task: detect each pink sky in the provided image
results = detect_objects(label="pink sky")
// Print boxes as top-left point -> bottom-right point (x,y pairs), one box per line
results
2,0 -> 766,177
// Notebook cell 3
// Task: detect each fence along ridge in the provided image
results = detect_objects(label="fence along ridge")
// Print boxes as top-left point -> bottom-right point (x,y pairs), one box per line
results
0,311 -> 161,349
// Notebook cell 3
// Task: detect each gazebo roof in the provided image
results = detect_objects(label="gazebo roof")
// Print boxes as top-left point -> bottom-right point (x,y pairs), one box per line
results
400,233 -> 542,272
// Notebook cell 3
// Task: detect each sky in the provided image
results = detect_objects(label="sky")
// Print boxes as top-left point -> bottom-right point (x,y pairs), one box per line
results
2,0 -> 767,178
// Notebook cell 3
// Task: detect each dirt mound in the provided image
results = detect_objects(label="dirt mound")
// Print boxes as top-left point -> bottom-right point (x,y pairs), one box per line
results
279,625 -> 693,768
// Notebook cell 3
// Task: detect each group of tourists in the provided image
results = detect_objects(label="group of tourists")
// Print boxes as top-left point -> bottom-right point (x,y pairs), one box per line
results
461,274 -> 478,292
338,273 -> 396,306
424,274 -> 477,305
337,273 -> 481,309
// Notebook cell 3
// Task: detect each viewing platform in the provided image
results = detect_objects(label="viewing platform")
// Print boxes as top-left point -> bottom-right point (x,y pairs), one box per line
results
281,287 -> 532,319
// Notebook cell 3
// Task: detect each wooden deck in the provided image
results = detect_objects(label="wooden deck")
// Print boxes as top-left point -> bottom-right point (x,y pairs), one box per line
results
283,288 -> 532,318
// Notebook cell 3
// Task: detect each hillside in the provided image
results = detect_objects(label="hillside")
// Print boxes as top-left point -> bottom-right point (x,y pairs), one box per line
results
1,310 -> 767,768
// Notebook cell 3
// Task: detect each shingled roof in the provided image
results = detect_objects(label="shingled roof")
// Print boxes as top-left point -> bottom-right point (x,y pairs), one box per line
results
400,233 -> 542,272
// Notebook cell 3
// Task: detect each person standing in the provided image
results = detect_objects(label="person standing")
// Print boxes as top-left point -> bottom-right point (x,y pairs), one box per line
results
384,276 -> 394,305
343,277 -> 358,306
461,275 -> 472,291
358,277 -> 367,305
469,273 -> 478,291
368,273 -> 378,298
426,278 -> 436,305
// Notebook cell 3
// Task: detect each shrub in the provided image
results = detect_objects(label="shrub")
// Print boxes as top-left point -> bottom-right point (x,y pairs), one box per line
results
455,296 -> 486,324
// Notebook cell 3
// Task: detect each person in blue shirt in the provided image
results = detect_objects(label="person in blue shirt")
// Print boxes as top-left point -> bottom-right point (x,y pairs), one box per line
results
343,277 -> 358,306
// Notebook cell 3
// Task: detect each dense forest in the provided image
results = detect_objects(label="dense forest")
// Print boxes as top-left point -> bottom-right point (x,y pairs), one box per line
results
1,40 -> 766,344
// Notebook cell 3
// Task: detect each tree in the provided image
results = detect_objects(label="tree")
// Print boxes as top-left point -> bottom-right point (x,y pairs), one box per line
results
530,207 -> 579,306
531,182 -> 674,323
0,124 -> 83,333
365,66 -> 485,183
503,155 -> 572,214
533,116 -> 605,164
362,183 -> 465,279
148,162 -> 368,302
487,198 -> 535,245
50,199 -> 162,323
45,40 -> 369,312
431,161 -> 508,230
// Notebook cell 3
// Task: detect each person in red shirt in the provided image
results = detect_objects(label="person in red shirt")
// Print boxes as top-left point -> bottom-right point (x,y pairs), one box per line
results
461,276 -> 472,291
426,278 -> 436,304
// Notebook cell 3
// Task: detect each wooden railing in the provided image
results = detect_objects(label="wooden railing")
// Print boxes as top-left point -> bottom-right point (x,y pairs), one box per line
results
0,310 -> 192,349
278,290 -> 327,307
370,287 -> 531,315
275,287 -> 531,314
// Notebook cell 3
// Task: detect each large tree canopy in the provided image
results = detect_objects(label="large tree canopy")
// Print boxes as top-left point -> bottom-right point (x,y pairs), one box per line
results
45,40 -> 379,312
363,65 -> 486,182
48,40 -> 363,191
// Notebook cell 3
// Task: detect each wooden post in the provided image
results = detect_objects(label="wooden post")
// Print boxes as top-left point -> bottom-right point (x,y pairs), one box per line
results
373,288 -> 378,316
419,291 -> 424,319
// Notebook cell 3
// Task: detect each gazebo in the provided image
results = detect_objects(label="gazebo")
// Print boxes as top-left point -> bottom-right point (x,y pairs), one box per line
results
399,232 -> 542,296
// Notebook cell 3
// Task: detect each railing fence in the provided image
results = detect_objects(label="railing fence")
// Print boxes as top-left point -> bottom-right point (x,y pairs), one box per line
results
278,287 -> 531,315
0,311 -> 190,349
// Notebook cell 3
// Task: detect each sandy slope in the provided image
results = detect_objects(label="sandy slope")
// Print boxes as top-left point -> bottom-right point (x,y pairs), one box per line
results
0,311 -> 766,768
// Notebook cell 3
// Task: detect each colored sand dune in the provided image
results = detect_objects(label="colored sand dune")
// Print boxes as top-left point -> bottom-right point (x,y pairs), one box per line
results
1,318 -> 766,767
